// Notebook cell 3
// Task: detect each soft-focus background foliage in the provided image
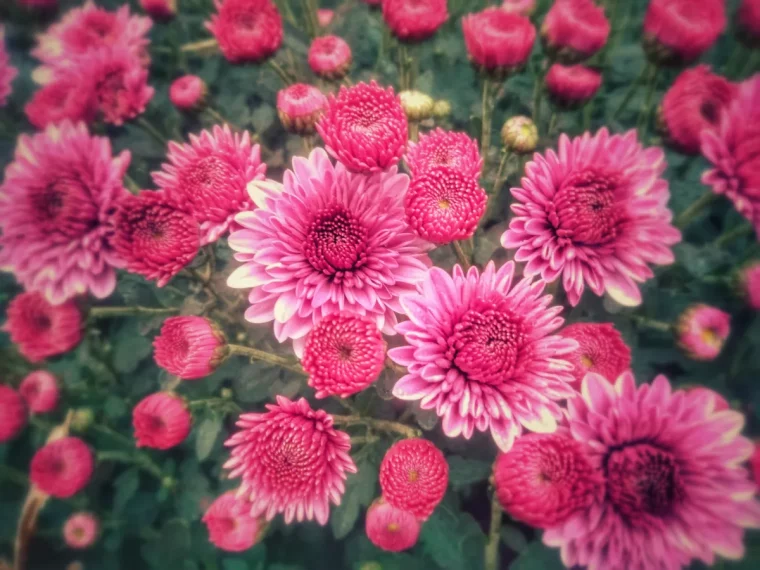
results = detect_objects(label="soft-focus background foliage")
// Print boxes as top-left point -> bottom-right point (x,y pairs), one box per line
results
1,0 -> 759,568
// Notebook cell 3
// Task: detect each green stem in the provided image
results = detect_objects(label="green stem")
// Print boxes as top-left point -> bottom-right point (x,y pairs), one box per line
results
484,491 -> 503,570
548,111 -> 558,138
124,174 -> 141,194
277,0 -> 299,27
227,344 -> 306,375
532,62 -> 545,128
205,106 -> 240,130
89,305 -> 179,318
637,63 -> 660,137
408,122 -> 419,142
452,240 -> 472,270
714,223 -> 754,247
611,64 -> 649,120
481,76 -> 494,164
97,451 -> 165,481
674,192 -> 719,229
629,315 -> 673,333
267,58 -> 294,86
136,116 -> 168,147
331,414 -> 421,439
398,44 -> 412,90
490,150 -> 510,197
350,435 -> 380,446
180,38 -> 218,53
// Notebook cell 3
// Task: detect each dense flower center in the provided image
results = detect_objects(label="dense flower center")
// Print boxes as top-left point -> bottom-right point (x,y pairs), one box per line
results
700,100 -> 719,124
304,206 -> 368,276
550,168 -> 626,246
263,434 -> 317,491
180,155 -> 238,202
29,176 -> 98,237
606,443 -> 683,520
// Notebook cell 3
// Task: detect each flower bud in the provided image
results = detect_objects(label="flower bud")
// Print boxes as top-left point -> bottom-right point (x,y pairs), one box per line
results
71,408 -> 95,433
140,0 -> 177,21
432,99 -> 451,118
277,83 -> 328,135
500,116 -> 538,154
399,90 -> 435,122
169,75 -> 207,112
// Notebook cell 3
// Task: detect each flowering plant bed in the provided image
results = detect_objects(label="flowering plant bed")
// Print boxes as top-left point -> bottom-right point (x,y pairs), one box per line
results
1,0 -> 760,569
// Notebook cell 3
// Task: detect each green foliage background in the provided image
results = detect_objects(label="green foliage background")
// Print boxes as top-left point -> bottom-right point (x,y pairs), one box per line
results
1,0 -> 759,569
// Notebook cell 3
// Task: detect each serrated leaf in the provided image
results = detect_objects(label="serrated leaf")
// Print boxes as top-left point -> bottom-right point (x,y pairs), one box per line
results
420,506 -> 466,569
112,320 -> 154,374
195,416 -> 223,461
114,468 -> 140,512
331,459 -> 378,540
447,456 -> 492,489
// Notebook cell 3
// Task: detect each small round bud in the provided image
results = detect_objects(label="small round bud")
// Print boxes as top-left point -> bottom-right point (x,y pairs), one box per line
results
221,387 -> 233,399
71,408 -> 95,433
432,99 -> 451,118
399,90 -> 435,122
277,83 -> 328,135
169,75 -> 207,112
500,116 -> 538,154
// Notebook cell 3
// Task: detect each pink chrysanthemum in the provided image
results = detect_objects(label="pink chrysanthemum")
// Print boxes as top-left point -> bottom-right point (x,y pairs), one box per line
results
63,513 -> 99,549
502,129 -> 681,307
132,392 -> 192,450
701,75 -> 760,224
226,148 -> 430,355
202,492 -> 266,552
0,26 -> 17,107
559,322 -> 631,384
365,498 -> 421,552
751,441 -> 760,488
112,191 -> 200,287
0,385 -> 27,443
390,261 -> 578,451
501,0 -> 536,15
462,8 -> 536,76
206,0 -> 283,64
140,0 -> 177,21
224,396 -> 357,525
381,0 -> 448,42
277,83 -> 328,135
738,0 -> 760,46
379,438 -> 448,519
30,437 -> 93,498
153,316 -> 227,380
687,386 -> 730,411
316,81 -> 408,173
152,125 -> 266,245
543,372 -> 760,570
19,371 -> 60,414
405,167 -> 487,244
169,75 -> 207,111
660,65 -> 737,155
24,73 -> 97,129
405,128 -> 483,179
542,0 -> 610,62
545,64 -> 602,108
740,261 -> 760,310
317,9 -> 334,27
677,303 -> 731,361
494,431 -> 603,528
0,121 -> 129,303
308,35 -> 352,80
302,313 -> 386,399
4,292 -> 83,362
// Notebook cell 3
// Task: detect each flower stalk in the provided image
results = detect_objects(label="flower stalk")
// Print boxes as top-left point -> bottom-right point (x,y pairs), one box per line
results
135,116 -> 168,147
331,414 -> 422,439
452,240 -> 472,270
484,491 -> 503,570
714,223 -> 753,247
629,314 -> 673,333
180,38 -> 218,53
637,63 -> 661,137
481,76 -> 495,162
227,344 -> 306,376
89,306 -> 180,318
674,192 -> 719,229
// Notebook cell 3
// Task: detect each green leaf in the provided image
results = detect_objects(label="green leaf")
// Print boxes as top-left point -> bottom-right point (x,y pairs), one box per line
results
420,505 -> 474,569
112,320 -> 154,374
221,560 -> 248,570
104,394 -> 129,420
501,524 -> 528,554
331,458 -> 378,540
195,416 -> 223,461
509,540 -> 564,570
113,468 -> 140,513
160,519 -> 191,562
446,456 -> 492,489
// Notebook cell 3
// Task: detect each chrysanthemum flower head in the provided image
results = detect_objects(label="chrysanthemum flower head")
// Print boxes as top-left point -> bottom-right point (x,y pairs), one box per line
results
169,75 -> 207,111
541,0 -> 610,63
379,438 -> 448,519
206,0 -> 283,64
308,35 -> 352,79
316,81 -> 408,173
738,0 -> 760,47
677,303 -> 730,361
140,0 -> 177,21
381,0 -> 448,43
224,396 -> 357,525
405,128 -> 483,179
226,148 -> 430,355
0,121 -> 129,304
390,261 -> 578,451
24,73 -> 97,129
19,370 -> 60,414
317,9 -> 334,28
501,116 -> 538,154
0,385 -> 27,443
494,431 -> 603,528
4,292 -> 83,362
739,260 -> 760,310
277,83 -> 328,135
462,8 -> 536,78
686,386 -> 730,411
365,497 -> 421,552
502,128 -> 681,307
153,316 -> 227,380
63,512 -> 99,549
30,436 -> 93,498
202,492 -> 266,552
543,372 -> 760,570
132,392 -> 192,450
152,125 -> 266,245
559,322 -> 631,383
545,64 -> 602,108
0,26 -> 17,107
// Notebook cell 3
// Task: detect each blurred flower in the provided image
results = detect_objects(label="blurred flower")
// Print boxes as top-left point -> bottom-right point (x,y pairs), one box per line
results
0,26 -> 17,107
302,313 -> 386,399
379,438 -> 448,519
500,116 -> 538,153
227,149 -> 430,354
502,129 -> 681,307
677,304 -> 730,361
501,0 -> 535,15
202,492 -> 266,552
543,372 -> 760,570
140,0 -> 177,21
686,386 -> 730,411
398,90 -> 435,122
24,73 -> 96,129
405,167 -> 487,244
317,8 -> 334,27
701,75 -> 760,226
0,121 -> 129,303
740,261 -> 760,310
277,83 -> 328,135
112,191 -> 200,287
224,396 -> 357,525
362,0 -> 381,5
169,75 -> 207,111
738,0 -> 760,47
71,408 -> 95,433
643,0 -> 726,65
206,0 -> 283,63
545,63 -> 602,108
19,371 -> 60,414
559,323 -> 631,384
365,498 -> 421,552
153,124 -> 266,245
751,441 -> 760,487
132,392 -> 192,450
63,513 -> 99,549
317,81 -> 408,173
432,99 -> 451,118
0,385 -> 27,443
494,432 -> 603,528
153,316 -> 227,380
462,8 -> 536,77
659,65 -> 736,155
390,262 -> 577,451
381,0 -> 448,42
308,35 -> 352,79
30,437 -> 93,498
4,292 -> 83,362
16,0 -> 59,7
405,128 -> 482,178
542,0 -> 610,63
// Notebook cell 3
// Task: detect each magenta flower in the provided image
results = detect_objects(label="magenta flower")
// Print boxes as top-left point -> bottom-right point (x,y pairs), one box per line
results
502,129 -> 681,307
153,316 -> 227,380
543,372 -> 760,570
202,492 -> 265,552
677,304 -> 731,361
0,26 -> 17,107
226,148 -> 430,355
389,261 -> 577,451
404,128 -> 483,179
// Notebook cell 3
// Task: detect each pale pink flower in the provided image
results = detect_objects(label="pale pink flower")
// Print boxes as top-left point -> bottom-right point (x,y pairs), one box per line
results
0,121 -> 129,304
63,512 -> 99,549
224,396 -> 357,525
543,372 -> 760,570
317,9 -> 334,27
202,492 -> 266,552
0,26 -> 17,107
365,497 -> 421,552
389,261 -> 577,452
19,370 -> 60,414
226,148 -> 430,356
677,303 -> 731,361
502,129 -> 681,307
